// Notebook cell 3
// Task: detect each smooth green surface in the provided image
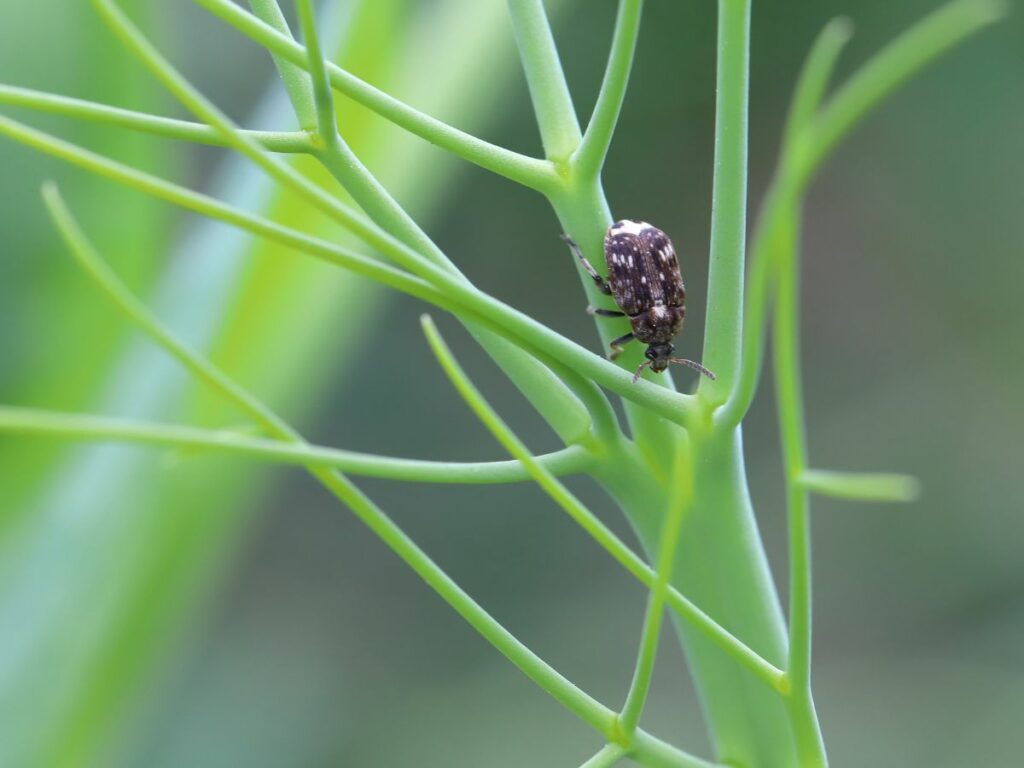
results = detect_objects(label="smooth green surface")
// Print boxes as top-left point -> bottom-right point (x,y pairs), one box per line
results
0,0 -> 1014,765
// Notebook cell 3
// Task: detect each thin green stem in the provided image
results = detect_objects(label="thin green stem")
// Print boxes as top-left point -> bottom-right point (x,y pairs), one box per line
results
618,441 -> 692,737
808,0 -> 1006,180
506,0 -> 582,162
0,405 -> 595,485
246,0 -> 318,128
717,18 -> 851,429
0,114 -> 697,426
773,204 -> 827,767
572,0 -> 643,179
579,744 -> 627,768
798,470 -> 919,503
0,85 -> 313,152
192,0 -> 558,190
92,0 -> 447,286
40,185 -> 710,764
294,0 -> 340,146
421,316 -> 784,692
698,0 -> 751,404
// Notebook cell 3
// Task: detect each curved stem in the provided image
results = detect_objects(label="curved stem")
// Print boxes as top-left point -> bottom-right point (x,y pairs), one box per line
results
506,0 -> 582,162
809,0 -> 1006,178
773,201 -> 828,767
0,406 -> 594,484
618,441 -> 692,736
0,113 -> 697,426
0,85 -> 314,152
422,316 -> 783,692
192,0 -> 558,190
574,0 -> 644,179
40,185 -> 710,765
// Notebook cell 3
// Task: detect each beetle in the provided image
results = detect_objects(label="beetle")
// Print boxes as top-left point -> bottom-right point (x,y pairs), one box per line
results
562,219 -> 715,383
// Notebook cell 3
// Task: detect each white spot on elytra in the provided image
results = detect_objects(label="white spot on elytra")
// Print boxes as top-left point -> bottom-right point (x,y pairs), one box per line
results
640,276 -> 647,284
627,255 -> 634,267
610,219 -> 651,236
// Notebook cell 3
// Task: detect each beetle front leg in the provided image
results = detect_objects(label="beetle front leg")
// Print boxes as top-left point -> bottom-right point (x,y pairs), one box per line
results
561,234 -> 612,296
608,332 -> 635,360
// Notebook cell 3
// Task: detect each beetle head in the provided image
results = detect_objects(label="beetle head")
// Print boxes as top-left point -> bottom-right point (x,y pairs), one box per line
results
644,342 -> 674,373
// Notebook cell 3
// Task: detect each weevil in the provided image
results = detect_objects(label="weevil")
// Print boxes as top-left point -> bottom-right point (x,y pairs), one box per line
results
563,220 -> 716,383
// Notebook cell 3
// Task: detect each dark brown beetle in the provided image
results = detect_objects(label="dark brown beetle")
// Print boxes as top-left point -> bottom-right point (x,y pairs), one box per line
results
563,220 -> 715,383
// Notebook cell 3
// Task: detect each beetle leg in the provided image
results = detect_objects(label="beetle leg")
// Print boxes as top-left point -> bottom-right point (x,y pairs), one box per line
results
608,332 -> 635,360
588,306 -> 625,317
561,234 -> 612,296
669,358 -> 716,380
632,359 -> 653,383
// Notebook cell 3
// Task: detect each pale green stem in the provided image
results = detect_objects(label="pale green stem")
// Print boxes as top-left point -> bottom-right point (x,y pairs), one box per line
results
717,18 -> 851,429
0,406 -> 594,485
719,0 -> 1002,430
698,0 -> 751,404
0,85 -> 313,152
0,113 -> 698,425
506,0 -> 582,162
92,0 -> 449,288
809,0 -> 1007,178
421,316 -> 784,692
573,0 -> 644,178
294,0 -> 340,145
41,186 -> 705,768
773,202 -> 828,767
798,470 -> 920,503
246,0 -> 318,128
579,744 -> 627,768
618,441 -> 692,737
193,0 -> 558,190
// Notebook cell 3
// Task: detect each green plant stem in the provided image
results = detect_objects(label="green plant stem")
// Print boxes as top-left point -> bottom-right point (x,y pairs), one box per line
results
799,470 -> 919,502
192,0 -> 558,190
726,0 -> 1007,429
574,0 -> 643,178
294,0 -> 340,145
41,185 -> 707,768
93,0 -> 448,286
809,0 -> 1006,178
0,406 -> 595,484
579,744 -> 627,768
773,204 -> 828,768
246,0 -> 318,128
698,0 -> 751,405
0,86 -> 313,152
618,441 -> 691,737
0,113 -> 699,426
717,18 -> 851,429
506,0 -> 582,162
421,316 -> 784,692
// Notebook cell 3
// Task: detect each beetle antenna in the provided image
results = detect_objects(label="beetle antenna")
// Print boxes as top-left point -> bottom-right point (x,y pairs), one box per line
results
670,358 -> 716,380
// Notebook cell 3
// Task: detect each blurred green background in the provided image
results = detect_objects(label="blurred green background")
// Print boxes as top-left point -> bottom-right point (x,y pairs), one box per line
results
0,0 -> 1021,765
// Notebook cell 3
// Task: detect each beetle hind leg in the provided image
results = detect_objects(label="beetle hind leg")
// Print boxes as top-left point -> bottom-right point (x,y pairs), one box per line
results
608,332 -> 635,361
562,234 -> 612,296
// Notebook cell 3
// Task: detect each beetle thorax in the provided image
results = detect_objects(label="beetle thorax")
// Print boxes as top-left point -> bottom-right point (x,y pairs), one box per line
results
630,304 -> 684,344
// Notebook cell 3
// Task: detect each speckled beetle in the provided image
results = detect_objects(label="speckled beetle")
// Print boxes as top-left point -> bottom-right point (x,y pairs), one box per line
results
563,220 -> 716,383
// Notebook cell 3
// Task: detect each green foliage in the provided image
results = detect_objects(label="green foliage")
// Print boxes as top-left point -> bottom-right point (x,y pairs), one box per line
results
0,0 -> 1003,765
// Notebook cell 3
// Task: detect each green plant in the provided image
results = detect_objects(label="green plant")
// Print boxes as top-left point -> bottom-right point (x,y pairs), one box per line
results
0,0 -> 1003,765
